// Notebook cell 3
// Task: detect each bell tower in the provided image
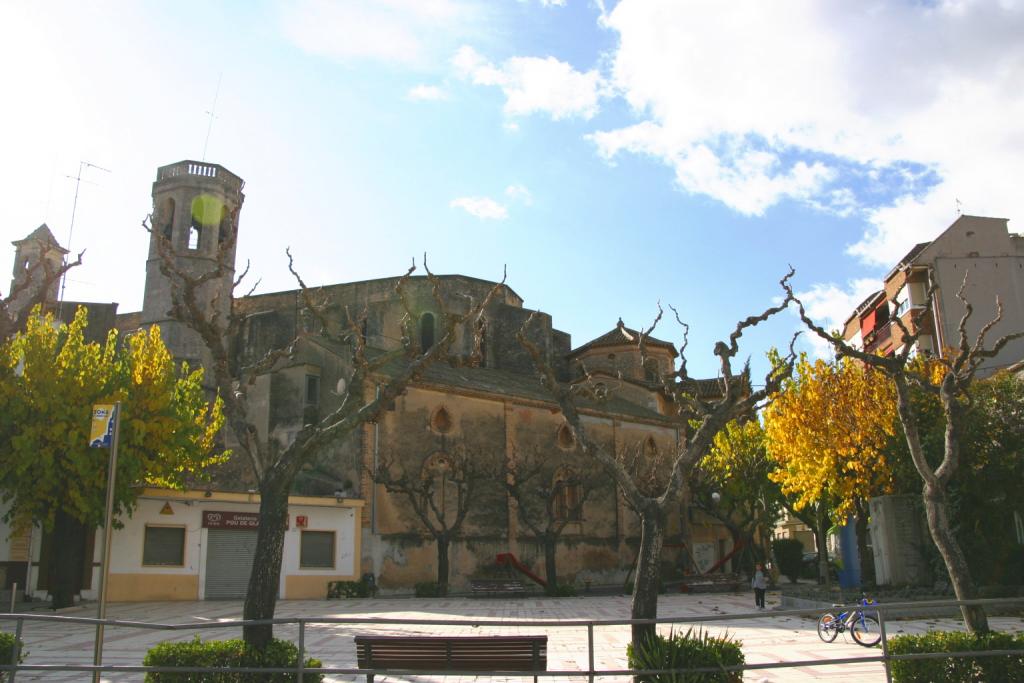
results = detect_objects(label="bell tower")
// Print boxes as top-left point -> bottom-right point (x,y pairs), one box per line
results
142,160 -> 244,370
8,224 -> 68,315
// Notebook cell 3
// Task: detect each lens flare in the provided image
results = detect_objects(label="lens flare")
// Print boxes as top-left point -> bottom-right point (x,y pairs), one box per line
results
190,194 -> 224,228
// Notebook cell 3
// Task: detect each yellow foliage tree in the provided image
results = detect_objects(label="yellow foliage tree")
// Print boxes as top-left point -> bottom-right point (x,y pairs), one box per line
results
763,353 -> 897,520
0,306 -> 225,607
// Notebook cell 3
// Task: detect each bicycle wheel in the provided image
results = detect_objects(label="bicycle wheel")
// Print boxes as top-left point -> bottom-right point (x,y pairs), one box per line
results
817,612 -> 839,642
851,614 -> 881,647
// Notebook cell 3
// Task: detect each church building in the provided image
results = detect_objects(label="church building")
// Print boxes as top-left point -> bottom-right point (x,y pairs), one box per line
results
0,160 -> 733,601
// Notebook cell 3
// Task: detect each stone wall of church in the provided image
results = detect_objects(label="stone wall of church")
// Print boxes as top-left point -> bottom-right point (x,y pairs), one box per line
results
362,384 -> 682,591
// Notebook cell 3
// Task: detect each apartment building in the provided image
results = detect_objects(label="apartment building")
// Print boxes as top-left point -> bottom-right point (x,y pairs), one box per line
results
843,215 -> 1024,372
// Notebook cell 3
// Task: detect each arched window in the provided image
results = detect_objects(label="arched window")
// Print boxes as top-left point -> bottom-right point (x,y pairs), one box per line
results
476,324 -> 487,367
188,220 -> 202,250
556,424 -> 576,450
430,406 -> 453,434
644,358 -> 660,383
218,206 -> 232,245
553,467 -> 582,522
160,197 -> 175,242
420,312 -> 436,351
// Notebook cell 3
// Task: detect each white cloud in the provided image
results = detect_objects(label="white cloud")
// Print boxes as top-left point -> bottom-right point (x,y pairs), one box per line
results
450,196 -> 508,219
503,121 -> 520,133
504,184 -> 533,205
407,84 -> 447,101
453,45 -> 606,120
591,124 -> 835,215
594,0 -> 1024,257
520,0 -> 567,6
282,0 -> 479,67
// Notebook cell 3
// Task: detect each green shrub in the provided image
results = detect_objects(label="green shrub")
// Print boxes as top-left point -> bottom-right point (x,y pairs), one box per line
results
414,581 -> 447,597
550,583 -> 577,597
0,631 -> 26,682
888,630 -> 1024,682
142,636 -> 323,682
627,627 -> 744,682
772,538 -> 803,583
326,575 -> 374,599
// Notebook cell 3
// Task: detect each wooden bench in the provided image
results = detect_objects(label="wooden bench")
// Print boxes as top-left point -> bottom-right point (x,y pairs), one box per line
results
679,572 -> 743,593
470,578 -> 527,597
355,634 -> 547,682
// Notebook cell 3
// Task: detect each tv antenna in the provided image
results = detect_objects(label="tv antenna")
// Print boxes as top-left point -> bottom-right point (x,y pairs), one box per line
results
202,72 -> 223,161
59,160 -> 111,313
955,198 -> 963,216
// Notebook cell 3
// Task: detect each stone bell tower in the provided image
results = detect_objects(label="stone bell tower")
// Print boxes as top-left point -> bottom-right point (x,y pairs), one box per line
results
142,160 -> 244,371
8,224 -> 68,316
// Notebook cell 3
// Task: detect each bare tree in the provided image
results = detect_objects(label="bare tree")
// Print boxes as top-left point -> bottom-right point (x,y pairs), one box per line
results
147,216 -> 504,647
785,273 -> 1024,634
518,272 -> 798,645
371,447 -> 487,591
499,447 -> 606,593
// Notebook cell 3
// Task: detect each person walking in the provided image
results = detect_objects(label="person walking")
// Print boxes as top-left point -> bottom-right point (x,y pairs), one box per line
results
751,563 -> 767,610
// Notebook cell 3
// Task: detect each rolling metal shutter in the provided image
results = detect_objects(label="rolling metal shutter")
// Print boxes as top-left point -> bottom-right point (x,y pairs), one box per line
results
204,529 -> 257,599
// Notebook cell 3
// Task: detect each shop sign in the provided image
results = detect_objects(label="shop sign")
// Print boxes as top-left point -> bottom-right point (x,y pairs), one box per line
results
203,511 -> 260,529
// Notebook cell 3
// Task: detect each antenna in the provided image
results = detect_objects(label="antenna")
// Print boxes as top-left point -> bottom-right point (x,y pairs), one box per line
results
955,198 -> 963,216
59,160 -> 111,315
202,73 -> 223,162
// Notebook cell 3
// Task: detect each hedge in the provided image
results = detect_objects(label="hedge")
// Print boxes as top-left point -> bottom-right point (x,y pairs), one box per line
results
888,630 -> 1024,682
142,636 -> 323,682
550,583 -> 577,597
772,538 -> 803,584
326,576 -> 374,598
626,627 -> 744,682
0,631 -> 26,682
414,581 -> 447,597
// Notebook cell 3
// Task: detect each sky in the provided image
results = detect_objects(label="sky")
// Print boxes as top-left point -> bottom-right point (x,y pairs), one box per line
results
2,0 -> 1022,380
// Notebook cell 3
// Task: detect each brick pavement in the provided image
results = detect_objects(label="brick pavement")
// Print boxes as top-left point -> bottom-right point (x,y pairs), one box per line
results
2,591 -> 1022,681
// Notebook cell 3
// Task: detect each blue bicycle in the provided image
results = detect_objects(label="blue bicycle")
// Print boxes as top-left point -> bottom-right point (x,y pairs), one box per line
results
817,597 -> 881,647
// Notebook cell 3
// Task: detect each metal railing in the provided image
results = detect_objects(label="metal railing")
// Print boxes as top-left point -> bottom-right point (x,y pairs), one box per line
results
1,597 -> 1021,681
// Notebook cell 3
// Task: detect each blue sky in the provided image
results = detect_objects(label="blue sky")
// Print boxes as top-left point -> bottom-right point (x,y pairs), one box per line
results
2,0 -> 1022,379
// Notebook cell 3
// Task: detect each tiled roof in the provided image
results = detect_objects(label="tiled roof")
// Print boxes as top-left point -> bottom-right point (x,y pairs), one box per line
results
416,362 -> 672,422
570,319 -> 677,358
12,224 -> 68,252
236,274 -> 523,308
884,241 -> 931,281
846,290 -> 885,325
302,335 -> 674,424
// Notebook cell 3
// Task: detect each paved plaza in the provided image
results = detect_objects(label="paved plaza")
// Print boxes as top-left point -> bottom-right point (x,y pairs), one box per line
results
3,591 -> 1022,681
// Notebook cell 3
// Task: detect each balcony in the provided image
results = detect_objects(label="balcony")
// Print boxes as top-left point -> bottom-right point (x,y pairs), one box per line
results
864,321 -> 892,354
156,160 -> 244,192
